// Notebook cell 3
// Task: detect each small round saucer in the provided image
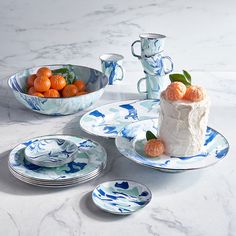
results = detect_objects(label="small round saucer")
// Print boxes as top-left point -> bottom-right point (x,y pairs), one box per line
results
24,138 -> 78,167
92,180 -> 152,215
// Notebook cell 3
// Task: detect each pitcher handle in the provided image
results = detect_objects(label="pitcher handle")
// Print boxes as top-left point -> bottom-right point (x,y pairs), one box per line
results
162,56 -> 174,75
137,77 -> 147,94
115,65 -> 124,81
131,40 -> 141,59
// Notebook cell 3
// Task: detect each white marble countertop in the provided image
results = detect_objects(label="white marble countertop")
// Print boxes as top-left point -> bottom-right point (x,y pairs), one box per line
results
0,0 -> 236,235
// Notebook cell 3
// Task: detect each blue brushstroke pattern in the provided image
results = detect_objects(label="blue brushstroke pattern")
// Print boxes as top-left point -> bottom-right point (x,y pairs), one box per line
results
104,61 -> 116,85
97,188 -> 105,196
89,110 -> 105,118
115,181 -> 129,189
204,128 -> 217,146
121,129 -> 134,142
216,147 -> 228,159
112,191 -> 136,198
139,191 -> 149,197
119,104 -> 138,120
103,126 -> 118,134
78,140 -> 94,148
159,160 -> 170,166
65,162 -> 87,173
177,152 -> 208,160
23,159 -> 41,170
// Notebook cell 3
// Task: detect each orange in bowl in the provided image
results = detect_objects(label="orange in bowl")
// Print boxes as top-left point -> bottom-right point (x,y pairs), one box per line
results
44,89 -> 60,98
165,82 -> 186,101
34,76 -> 51,92
36,67 -> 52,78
62,84 -> 78,97
50,75 -> 66,91
74,80 -> 86,92
32,92 -> 44,97
28,86 -> 37,95
27,74 -> 37,88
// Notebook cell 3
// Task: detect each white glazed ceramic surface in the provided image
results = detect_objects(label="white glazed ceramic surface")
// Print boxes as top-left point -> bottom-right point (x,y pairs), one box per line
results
24,138 -> 78,167
92,180 -> 152,215
115,119 -> 229,171
8,64 -> 108,115
80,99 -> 160,138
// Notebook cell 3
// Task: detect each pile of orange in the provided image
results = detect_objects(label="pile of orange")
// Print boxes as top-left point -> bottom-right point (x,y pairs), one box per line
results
165,82 -> 206,102
27,67 -> 87,98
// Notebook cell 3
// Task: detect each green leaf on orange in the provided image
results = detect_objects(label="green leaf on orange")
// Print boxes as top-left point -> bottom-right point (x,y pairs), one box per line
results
146,131 -> 157,141
169,73 -> 191,87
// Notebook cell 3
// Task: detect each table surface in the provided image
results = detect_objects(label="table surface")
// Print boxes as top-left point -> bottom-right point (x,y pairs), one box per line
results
0,1 -> 236,236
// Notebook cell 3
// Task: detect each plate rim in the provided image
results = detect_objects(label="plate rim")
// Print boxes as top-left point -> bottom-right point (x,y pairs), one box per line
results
80,99 -> 160,139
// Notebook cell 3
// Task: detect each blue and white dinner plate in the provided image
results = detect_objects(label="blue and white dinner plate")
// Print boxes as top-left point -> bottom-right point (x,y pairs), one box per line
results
8,135 -> 107,186
92,180 -> 152,215
24,138 -> 78,168
115,119 -> 229,171
80,99 -> 159,138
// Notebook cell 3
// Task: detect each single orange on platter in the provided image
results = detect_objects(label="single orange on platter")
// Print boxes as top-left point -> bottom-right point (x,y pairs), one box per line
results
44,89 -> 60,98
28,86 -> 37,95
62,84 -> 78,97
50,75 -> 66,91
144,139 -> 165,157
184,85 -> 205,102
27,74 -> 37,88
36,67 -> 52,78
165,81 -> 186,101
32,92 -> 44,97
74,80 -> 86,92
34,76 -> 51,92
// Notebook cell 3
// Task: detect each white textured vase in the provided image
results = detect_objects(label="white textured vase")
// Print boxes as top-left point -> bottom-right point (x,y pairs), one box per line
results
159,92 -> 210,157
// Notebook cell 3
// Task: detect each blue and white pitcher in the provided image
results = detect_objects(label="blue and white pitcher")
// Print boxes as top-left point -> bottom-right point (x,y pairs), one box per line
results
100,53 -> 124,85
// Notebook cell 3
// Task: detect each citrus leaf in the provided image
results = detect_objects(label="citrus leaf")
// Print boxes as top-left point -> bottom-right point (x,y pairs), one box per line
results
169,73 -> 191,87
52,68 -> 75,84
183,70 -> 191,80
146,131 -> 157,141
183,70 -> 191,85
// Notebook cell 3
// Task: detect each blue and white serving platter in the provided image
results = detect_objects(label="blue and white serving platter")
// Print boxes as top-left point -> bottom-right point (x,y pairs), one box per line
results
115,119 -> 229,172
80,99 -> 159,138
24,138 -> 78,168
8,135 -> 107,187
92,180 -> 152,215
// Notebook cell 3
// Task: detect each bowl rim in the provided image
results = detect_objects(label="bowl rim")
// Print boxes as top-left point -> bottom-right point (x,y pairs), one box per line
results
7,64 -> 108,100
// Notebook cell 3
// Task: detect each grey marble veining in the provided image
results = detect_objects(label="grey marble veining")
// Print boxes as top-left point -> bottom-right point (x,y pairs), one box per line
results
0,0 -> 236,235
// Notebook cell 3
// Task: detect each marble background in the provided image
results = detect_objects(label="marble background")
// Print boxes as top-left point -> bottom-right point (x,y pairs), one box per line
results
0,0 -> 236,235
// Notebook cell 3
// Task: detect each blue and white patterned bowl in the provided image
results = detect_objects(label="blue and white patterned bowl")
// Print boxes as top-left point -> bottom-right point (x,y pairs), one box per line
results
115,119 -> 229,172
92,180 -> 152,215
24,138 -> 78,168
8,64 -> 108,115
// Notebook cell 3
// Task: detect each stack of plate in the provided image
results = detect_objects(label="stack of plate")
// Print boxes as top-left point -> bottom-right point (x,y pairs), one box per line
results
8,135 -> 107,188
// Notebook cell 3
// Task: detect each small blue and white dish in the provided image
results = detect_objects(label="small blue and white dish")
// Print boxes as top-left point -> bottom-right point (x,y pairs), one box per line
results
8,64 -> 108,115
92,180 -> 152,215
115,119 -> 229,172
24,138 -> 78,168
